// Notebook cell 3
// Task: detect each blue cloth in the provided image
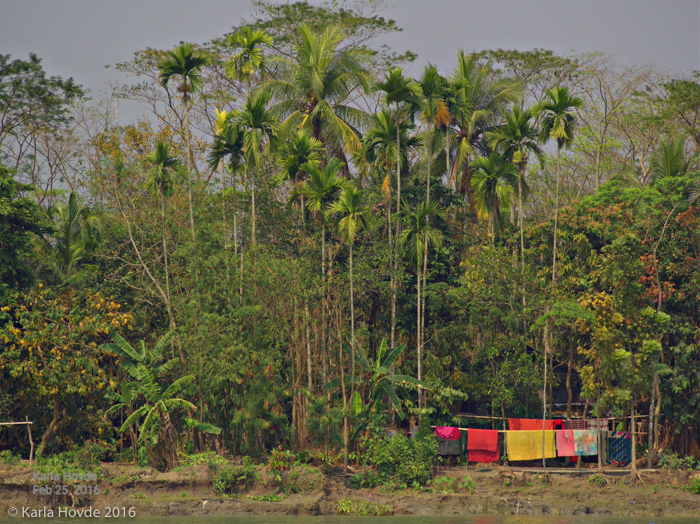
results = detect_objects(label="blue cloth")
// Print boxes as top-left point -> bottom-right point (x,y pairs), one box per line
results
606,431 -> 631,465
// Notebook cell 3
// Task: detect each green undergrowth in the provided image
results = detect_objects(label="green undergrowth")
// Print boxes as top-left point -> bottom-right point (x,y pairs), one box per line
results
336,498 -> 392,516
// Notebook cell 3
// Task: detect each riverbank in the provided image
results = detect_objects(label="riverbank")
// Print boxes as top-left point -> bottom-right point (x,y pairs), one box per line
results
1,461 -> 698,517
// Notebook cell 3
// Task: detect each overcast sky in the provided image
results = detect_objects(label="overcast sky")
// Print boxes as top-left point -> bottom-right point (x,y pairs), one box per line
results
1,0 -> 699,125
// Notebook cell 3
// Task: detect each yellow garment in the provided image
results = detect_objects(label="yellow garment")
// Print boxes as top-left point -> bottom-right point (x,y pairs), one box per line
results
506,430 -> 556,461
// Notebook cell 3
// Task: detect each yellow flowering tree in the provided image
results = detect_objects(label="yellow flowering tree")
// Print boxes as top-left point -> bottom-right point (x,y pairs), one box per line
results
0,287 -> 132,456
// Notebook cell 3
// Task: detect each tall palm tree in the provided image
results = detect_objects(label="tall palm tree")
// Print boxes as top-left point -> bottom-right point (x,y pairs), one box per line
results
533,86 -> 583,283
225,27 -> 273,88
396,200 -> 445,408
487,107 -> 543,304
239,91 -> 277,248
447,50 -> 521,198
470,153 -> 517,240
274,129 -> 325,217
144,141 -> 182,345
326,186 -> 373,470
207,111 -> 245,256
158,43 -> 211,240
375,68 -> 419,216
293,158 -> 352,395
259,25 -> 373,164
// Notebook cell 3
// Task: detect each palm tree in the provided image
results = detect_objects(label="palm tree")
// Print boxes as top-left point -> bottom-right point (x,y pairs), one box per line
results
487,107 -> 543,304
158,43 -> 212,240
447,50 -> 521,198
274,130 -> 325,217
470,153 -> 517,240
144,142 -> 182,350
259,25 -> 373,164
396,200 -> 445,408
43,193 -> 105,280
225,27 -> 273,89
533,86 -> 583,283
207,110 -> 245,257
326,186 -> 373,469
375,68 -> 419,216
293,158 -> 351,397
239,91 -> 277,249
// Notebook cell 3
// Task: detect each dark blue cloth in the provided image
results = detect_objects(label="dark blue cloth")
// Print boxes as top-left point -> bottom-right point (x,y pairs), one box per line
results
606,432 -> 631,465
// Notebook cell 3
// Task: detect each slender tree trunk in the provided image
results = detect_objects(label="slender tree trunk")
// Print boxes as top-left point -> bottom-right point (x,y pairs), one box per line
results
160,188 -> 172,323
518,165 -> 526,306
653,376 -> 661,463
566,337 -> 573,420
251,167 -> 256,249
389,205 -> 395,350
349,244 -> 356,416
647,365 -> 656,469
37,396 -> 61,458
322,222 -> 328,396
445,129 -> 451,189
184,99 -> 196,241
597,384 -> 603,472
420,125 -> 432,371
306,304 -> 312,393
417,266 -> 422,408
552,147 -> 561,283
542,323 -> 549,471
578,396 -> 589,469
631,396 -> 638,476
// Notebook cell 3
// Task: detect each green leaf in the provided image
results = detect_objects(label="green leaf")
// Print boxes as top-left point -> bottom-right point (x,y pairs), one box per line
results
352,391 -> 362,417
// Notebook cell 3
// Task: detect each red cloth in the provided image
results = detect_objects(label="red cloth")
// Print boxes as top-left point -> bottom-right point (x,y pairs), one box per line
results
508,418 -> 556,431
555,429 -> 576,457
435,426 -> 460,440
467,429 -> 499,463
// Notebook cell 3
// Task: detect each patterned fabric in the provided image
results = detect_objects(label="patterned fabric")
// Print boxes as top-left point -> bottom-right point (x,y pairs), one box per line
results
607,432 -> 631,465
564,419 -> 586,430
574,430 -> 598,456
587,418 -> 609,431
555,430 -> 576,457
506,430 -> 556,461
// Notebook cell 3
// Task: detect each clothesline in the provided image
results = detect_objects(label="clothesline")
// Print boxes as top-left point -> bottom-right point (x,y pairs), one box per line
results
432,425 -> 508,433
456,413 -> 650,421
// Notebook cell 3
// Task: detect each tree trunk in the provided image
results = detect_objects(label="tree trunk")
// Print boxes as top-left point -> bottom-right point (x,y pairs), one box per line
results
389,205 -> 395,350
647,364 -> 656,469
417,267 -> 422,409
518,166 -> 526,306
631,396 -> 637,476
338,305 -> 349,471
597,384 -> 602,472
37,396 -> 61,458
542,324 -> 549,471
184,99 -> 196,241
552,146 -> 561,283
306,304 -> 312,393
566,337 -> 573,420
251,167 -> 256,249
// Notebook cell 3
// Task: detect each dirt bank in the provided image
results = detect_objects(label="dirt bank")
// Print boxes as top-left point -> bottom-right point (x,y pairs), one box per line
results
1,462 -> 698,517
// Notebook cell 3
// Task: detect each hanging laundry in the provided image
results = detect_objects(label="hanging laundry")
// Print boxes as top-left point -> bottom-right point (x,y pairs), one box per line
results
587,418 -> 609,431
508,418 -> 556,431
574,430 -> 598,456
435,426 -> 460,440
437,437 -> 461,455
553,420 -> 565,430
506,430 -> 556,461
564,419 -> 586,430
606,431 -> 631,465
467,429 -> 499,463
555,429 -> 576,457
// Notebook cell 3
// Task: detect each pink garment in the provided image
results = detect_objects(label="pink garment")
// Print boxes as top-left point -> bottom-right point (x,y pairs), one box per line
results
435,426 -> 460,440
556,429 -> 576,457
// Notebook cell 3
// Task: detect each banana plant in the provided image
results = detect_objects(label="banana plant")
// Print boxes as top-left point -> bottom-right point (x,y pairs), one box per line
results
325,338 -> 425,439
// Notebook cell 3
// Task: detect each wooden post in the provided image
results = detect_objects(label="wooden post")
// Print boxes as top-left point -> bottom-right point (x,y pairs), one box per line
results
26,416 -> 34,467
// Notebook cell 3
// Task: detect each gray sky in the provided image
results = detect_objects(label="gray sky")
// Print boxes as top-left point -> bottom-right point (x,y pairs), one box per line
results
1,0 -> 699,124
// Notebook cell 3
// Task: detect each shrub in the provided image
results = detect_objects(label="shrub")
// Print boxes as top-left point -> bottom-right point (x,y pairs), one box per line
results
658,452 -> 700,471
212,456 -> 258,495
681,477 -> 700,494
336,498 -> 391,516
0,450 -> 21,465
361,432 -> 437,487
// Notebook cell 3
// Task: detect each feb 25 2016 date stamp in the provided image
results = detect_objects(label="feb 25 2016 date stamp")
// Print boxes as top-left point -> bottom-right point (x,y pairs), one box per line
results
7,506 -> 136,518
32,469 -> 101,495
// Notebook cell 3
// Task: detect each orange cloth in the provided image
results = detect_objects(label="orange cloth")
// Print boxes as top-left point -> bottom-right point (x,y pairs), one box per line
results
508,418 -> 556,431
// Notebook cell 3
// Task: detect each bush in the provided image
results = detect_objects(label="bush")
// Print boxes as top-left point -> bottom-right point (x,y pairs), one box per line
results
682,477 -> 700,494
182,452 -> 227,472
336,498 -> 392,516
658,452 -> 700,471
361,432 -> 437,487
212,457 -> 258,495
0,450 -> 21,465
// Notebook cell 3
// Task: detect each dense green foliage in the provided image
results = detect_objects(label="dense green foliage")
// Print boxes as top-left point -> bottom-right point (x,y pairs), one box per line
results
1,0 -> 700,477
